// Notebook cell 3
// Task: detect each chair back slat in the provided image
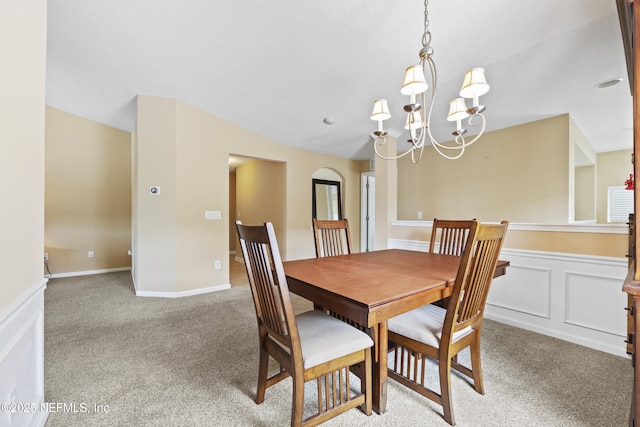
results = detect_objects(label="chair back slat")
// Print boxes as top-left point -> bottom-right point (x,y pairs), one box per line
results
313,219 -> 352,257
447,221 -> 508,333
236,221 -> 297,345
430,219 -> 476,256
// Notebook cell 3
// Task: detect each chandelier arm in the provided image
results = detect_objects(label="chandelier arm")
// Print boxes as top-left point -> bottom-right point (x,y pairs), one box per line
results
431,112 -> 487,150
410,145 -> 425,163
373,136 -> 417,160
431,138 -> 466,160
428,113 -> 487,160
423,56 -> 443,149
410,107 -> 428,150
430,113 -> 487,159
460,113 -> 487,147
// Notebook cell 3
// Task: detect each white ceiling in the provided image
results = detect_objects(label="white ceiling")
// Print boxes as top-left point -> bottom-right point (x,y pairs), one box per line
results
46,0 -> 632,161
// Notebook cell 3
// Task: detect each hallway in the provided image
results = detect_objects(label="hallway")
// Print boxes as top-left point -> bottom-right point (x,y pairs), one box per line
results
229,255 -> 248,286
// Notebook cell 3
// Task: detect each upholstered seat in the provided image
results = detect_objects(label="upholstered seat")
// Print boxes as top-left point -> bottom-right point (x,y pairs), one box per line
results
388,304 -> 473,349
296,310 -> 373,369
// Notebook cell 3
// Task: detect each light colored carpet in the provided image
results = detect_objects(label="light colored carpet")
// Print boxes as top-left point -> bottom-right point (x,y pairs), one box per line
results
44,271 -> 632,426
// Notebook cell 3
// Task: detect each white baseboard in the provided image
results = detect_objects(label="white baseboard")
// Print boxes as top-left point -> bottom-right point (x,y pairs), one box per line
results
46,266 -> 131,279
58,268 -> 233,299
388,238 -> 630,358
135,283 -> 231,298
0,279 -> 48,427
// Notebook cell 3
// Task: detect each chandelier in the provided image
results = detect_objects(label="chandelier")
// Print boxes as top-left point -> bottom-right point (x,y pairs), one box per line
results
370,0 -> 490,163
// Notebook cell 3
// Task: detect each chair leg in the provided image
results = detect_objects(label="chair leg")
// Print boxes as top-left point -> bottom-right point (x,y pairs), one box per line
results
361,348 -> 373,415
291,375 -> 305,427
256,347 -> 269,404
469,341 -> 485,395
439,353 -> 455,426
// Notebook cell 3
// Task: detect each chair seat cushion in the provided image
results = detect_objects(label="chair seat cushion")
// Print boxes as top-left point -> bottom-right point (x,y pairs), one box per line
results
388,304 -> 473,348
296,310 -> 373,369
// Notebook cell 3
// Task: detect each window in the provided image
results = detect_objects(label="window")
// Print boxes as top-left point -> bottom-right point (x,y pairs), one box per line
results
607,186 -> 633,223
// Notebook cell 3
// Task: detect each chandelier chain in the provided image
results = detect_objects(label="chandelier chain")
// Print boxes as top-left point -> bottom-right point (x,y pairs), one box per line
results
422,0 -> 431,48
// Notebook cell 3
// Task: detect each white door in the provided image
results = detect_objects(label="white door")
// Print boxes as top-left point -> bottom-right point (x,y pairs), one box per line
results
361,173 -> 375,252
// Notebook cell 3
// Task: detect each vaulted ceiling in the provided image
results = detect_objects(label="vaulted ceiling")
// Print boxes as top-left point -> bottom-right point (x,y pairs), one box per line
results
46,0 -> 631,160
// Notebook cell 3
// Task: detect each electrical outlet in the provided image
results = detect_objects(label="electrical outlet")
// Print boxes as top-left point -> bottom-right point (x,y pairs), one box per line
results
44,253 -> 48,262
417,211 -> 423,220
88,250 -> 94,258
214,260 -> 221,270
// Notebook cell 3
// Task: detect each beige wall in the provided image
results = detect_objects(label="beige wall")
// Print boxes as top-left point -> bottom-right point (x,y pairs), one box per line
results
135,97 -> 178,292
575,165 -> 596,221
569,116 -> 596,222
505,229 -> 626,258
235,159 -> 286,256
395,114 -> 629,226
134,95 -> 361,293
392,114 -> 629,257
397,115 -> 571,223
131,131 -> 139,282
229,171 -> 237,251
0,0 -> 47,313
45,107 -> 132,274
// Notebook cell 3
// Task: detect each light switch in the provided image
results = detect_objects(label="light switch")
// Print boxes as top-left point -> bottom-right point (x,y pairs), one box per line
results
205,210 -> 221,220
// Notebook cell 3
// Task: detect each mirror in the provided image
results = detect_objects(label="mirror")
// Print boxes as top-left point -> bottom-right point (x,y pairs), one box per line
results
312,179 -> 342,220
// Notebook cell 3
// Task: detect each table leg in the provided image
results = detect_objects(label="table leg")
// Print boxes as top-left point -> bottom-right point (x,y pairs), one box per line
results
372,321 -> 388,414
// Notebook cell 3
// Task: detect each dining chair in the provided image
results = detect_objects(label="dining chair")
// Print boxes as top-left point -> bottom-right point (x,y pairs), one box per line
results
429,218 -> 476,256
312,218 -> 352,257
236,221 -> 373,427
387,220 -> 509,426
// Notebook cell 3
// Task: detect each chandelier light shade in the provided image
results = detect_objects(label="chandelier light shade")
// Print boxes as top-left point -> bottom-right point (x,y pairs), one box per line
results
370,0 -> 490,162
401,65 -> 428,97
370,99 -> 391,133
447,98 -> 470,134
460,68 -> 490,100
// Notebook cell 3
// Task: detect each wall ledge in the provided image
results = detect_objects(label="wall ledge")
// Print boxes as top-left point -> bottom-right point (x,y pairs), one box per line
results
0,278 -> 48,322
388,238 -> 628,265
391,220 -> 627,234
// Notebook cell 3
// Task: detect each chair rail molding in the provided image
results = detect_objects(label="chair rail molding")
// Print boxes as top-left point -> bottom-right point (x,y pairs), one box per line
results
391,220 -> 627,234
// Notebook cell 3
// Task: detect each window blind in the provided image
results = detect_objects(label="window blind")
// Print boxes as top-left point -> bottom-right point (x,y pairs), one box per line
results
607,185 -> 633,223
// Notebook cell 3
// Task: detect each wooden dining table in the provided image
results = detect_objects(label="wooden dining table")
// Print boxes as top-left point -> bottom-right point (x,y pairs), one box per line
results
283,248 -> 509,414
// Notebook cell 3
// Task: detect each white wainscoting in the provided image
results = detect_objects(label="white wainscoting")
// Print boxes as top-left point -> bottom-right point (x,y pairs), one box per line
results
0,280 -> 48,427
388,239 -> 629,358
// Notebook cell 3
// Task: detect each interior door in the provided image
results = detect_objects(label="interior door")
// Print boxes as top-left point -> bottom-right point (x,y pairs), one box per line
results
361,173 -> 375,252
